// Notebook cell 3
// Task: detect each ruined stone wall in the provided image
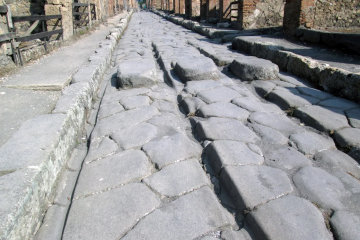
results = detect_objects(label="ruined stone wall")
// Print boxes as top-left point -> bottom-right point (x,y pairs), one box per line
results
313,0 -> 360,31
242,0 -> 284,29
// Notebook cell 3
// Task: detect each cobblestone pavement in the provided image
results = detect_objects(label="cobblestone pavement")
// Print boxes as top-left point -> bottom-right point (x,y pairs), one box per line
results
58,12 -> 360,240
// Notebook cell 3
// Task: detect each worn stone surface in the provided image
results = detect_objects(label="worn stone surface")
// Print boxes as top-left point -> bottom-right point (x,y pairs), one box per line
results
293,166 -> 349,210
75,150 -> 152,198
330,210 -> 360,240
121,187 -> 234,240
230,57 -> 279,81
345,108 -> 360,128
334,128 -> 360,152
119,95 -> 151,110
246,195 -> 332,240
221,229 -> 252,240
174,57 -> 220,82
221,165 -> 293,210
289,131 -> 336,155
63,183 -> 160,240
197,87 -> 241,104
318,98 -> 359,111
296,86 -> 333,100
251,80 -> 276,97
232,97 -> 283,113
196,117 -> 259,143
144,159 -> 210,197
98,102 -> 125,119
179,97 -> 206,114
184,80 -> 223,95
249,123 -> 288,145
197,102 -> 249,121
142,133 -> 202,168
205,140 -> 264,175
85,137 -> 118,163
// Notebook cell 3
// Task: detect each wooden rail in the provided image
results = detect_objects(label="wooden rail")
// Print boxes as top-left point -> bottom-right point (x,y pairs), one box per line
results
72,3 -> 96,30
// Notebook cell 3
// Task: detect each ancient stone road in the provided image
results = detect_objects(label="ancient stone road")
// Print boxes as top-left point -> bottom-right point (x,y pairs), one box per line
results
50,12 -> 360,240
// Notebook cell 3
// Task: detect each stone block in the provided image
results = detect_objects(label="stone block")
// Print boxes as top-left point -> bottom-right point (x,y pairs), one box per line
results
197,102 -> 249,121
117,59 -> 157,88
230,57 -> 279,81
289,131 -> 336,155
174,57 -> 221,82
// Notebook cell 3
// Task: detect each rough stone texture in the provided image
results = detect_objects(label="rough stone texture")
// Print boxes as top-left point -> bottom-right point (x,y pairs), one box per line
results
318,98 -> 359,111
232,97 -> 282,114
63,183 -> 160,240
142,133 -> 202,168
296,86 -> 333,100
221,229 -> 252,240
334,128 -> 360,162
119,95 -> 151,110
205,140 -> 264,175
144,159 -> 210,197
117,59 -> 157,88
230,57 -> 279,81
293,166 -> 349,210
330,210 -> 360,240
98,102 -> 125,119
249,123 -> 288,145
179,97 -> 206,115
289,131 -> 336,155
345,108 -> 360,128
196,87 -> 241,104
221,165 -> 293,210
264,146 -> 312,172
251,80 -> 276,97
246,195 -> 332,240
121,186 -> 234,240
34,204 -> 67,240
197,102 -> 249,121
111,123 -> 158,149
294,105 -> 349,133
174,57 -> 220,82
196,117 -> 259,143
85,137 -> 118,163
75,150 -> 152,198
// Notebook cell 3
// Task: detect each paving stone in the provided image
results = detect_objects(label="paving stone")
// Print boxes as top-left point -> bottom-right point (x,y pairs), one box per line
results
147,88 -> 178,102
85,137 -> 118,163
249,112 -> 302,137
102,88 -> 151,104
34,204 -> 67,240
144,159 -> 210,197
345,108 -> 360,128
221,229 -> 252,240
289,131 -> 335,155
294,105 -> 349,133
232,97 -> 283,114
278,72 -> 310,87
248,123 -> 288,145
63,183 -> 160,240
334,128 -> 360,162
318,98 -> 359,111
196,87 -> 242,103
296,86 -> 333,100
330,210 -> 360,240
251,80 -> 276,97
117,58 -> 157,88
93,106 -> 159,138
314,150 -> 360,179
179,97 -> 206,115
205,140 -> 264,175
184,80 -> 223,95
197,102 -> 249,121
196,117 -> 259,143
246,195 -> 332,240
75,150 -> 152,198
142,133 -> 202,168
267,87 -> 319,110
264,146 -> 312,172
121,186 -> 234,240
111,122 -> 158,149
293,166 -> 349,210
147,112 -> 189,136
151,100 -> 180,114
119,95 -> 151,110
230,57 -> 279,81
98,102 -> 125,119
174,57 -> 221,82
221,165 -> 292,210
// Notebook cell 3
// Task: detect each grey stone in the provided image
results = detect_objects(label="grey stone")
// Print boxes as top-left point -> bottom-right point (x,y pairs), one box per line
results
66,144 -> 87,171
119,95 -> 151,110
230,57 -> 279,81
296,86 -> 333,100
53,170 -> 79,207
334,127 -> 360,149
111,122 -> 158,149
205,140 -> 264,175
196,117 -> 259,143
232,97 -> 283,114
345,108 -> 360,128
121,186 -> 234,240
102,88 -> 151,104
151,100 -> 180,114
294,105 -> 349,133
221,229 -> 252,240
330,210 -> 360,240
117,58 -> 157,88
293,166 -> 349,210
289,131 -> 335,155
314,150 -> 360,179
267,87 -> 319,110
148,87 -> 178,102
197,102 -> 249,121
143,159 -> 210,197
179,97 -> 206,115
251,80 -> 276,97
197,87 -> 241,104
34,205 -> 67,240
249,112 -> 302,137
184,80 -> 223,95
92,106 -> 159,138
221,165 -> 293,210
75,150 -> 152,198
318,98 -> 359,111
246,195 -> 332,240
278,72 -> 310,87
174,57 -> 220,82
98,102 -> 125,119
142,133 -> 202,168
264,146 -> 312,172
85,137 -> 118,163
249,123 -> 288,145
146,112 -> 189,136
63,183 -> 160,240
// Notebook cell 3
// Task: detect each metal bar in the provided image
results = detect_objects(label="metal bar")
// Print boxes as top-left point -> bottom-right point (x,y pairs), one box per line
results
15,29 -> 63,42
12,15 -> 62,22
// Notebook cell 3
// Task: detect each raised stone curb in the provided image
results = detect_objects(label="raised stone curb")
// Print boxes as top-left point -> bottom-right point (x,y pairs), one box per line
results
0,11 -> 133,240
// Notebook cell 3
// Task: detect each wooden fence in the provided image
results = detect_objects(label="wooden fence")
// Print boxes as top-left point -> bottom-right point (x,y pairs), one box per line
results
73,3 -> 96,30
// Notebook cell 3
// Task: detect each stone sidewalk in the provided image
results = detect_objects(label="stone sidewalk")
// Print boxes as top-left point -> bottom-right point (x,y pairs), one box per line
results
41,11 -> 360,240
